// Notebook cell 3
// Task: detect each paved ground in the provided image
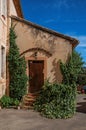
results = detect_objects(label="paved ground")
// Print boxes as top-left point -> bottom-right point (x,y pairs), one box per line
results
0,94 -> 86,130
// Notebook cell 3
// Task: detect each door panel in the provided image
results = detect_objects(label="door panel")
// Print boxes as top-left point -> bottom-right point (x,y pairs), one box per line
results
29,60 -> 44,93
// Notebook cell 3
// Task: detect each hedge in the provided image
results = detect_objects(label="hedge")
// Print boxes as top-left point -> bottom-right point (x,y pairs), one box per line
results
34,81 -> 76,119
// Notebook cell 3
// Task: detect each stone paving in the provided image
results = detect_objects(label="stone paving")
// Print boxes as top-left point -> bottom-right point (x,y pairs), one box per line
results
0,94 -> 86,130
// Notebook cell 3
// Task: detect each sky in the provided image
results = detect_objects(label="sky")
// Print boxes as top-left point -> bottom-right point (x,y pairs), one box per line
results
21,0 -> 86,64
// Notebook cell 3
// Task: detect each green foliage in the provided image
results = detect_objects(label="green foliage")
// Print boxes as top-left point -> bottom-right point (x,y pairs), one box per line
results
34,51 -> 83,119
34,81 -> 76,119
0,95 -> 13,108
60,50 -> 84,85
8,26 -> 28,100
13,99 -> 20,106
0,95 -> 20,108
77,67 -> 86,85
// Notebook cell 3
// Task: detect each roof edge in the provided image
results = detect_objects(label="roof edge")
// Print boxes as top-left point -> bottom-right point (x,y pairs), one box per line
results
13,0 -> 23,18
11,15 -> 79,48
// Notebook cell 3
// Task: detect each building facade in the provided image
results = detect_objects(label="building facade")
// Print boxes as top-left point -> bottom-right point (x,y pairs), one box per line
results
11,16 -> 78,93
0,0 -> 79,97
0,0 -> 23,97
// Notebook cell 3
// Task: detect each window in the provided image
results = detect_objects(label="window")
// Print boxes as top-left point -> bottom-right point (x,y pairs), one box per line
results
1,0 -> 7,19
1,46 -> 5,78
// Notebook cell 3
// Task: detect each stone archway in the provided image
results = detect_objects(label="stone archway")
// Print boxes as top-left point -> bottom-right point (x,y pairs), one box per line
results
20,47 -> 52,58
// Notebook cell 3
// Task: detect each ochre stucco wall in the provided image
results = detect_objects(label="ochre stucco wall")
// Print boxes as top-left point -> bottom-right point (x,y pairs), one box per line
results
0,0 -> 18,97
12,19 -> 72,84
0,2 -> 7,97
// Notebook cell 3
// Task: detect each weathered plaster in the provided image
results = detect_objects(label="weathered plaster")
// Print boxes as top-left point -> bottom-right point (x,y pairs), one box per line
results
12,19 -> 73,84
0,0 -> 19,97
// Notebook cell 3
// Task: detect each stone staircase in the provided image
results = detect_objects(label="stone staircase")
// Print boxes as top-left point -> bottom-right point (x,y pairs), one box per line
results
21,92 -> 39,109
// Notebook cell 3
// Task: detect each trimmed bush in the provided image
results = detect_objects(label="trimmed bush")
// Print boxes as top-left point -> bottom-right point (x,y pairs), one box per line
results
34,51 -> 83,119
34,81 -> 76,119
0,95 -> 20,108
0,95 -> 13,108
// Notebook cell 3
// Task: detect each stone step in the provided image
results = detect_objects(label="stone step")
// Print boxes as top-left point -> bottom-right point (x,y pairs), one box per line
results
24,100 -> 35,106
22,105 -> 33,109
27,92 -> 40,96
23,99 -> 35,104
24,94 -> 37,97
21,92 -> 39,109
23,97 -> 35,102
25,95 -> 36,99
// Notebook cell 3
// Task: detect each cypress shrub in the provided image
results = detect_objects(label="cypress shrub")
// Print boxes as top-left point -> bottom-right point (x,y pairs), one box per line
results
8,26 -> 28,100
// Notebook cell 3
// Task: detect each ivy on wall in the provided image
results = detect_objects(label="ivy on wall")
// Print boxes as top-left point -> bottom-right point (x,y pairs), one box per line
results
8,26 -> 28,100
34,81 -> 76,119
60,51 -> 84,85
34,51 -> 84,119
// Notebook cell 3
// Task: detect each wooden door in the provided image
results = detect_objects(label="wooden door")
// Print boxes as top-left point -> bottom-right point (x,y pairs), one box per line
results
29,60 -> 44,93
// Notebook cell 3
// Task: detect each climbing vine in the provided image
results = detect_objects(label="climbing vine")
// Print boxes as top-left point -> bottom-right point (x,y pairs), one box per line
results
34,51 -> 84,119
60,50 -> 84,85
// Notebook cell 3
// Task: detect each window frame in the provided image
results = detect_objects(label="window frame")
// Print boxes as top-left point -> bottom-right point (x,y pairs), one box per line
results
0,44 -> 6,79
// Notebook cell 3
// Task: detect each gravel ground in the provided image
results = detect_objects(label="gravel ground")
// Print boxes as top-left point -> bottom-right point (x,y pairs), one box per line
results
0,94 -> 86,130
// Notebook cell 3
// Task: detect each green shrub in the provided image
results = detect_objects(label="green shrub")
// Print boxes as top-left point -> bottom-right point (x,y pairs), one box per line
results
0,95 -> 20,108
34,51 -> 83,119
60,51 -> 84,85
8,26 -> 28,100
34,81 -> 76,119
0,95 -> 13,108
13,99 -> 20,106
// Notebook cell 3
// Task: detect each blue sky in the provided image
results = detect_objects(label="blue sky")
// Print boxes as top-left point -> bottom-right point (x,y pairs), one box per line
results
21,0 -> 86,63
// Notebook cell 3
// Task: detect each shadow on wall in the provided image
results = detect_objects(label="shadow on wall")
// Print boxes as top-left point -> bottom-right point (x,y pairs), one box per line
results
34,32 -> 56,54
51,58 -> 63,83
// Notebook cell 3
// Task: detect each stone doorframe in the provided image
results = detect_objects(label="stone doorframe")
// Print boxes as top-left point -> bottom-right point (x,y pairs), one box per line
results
25,57 -> 47,93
